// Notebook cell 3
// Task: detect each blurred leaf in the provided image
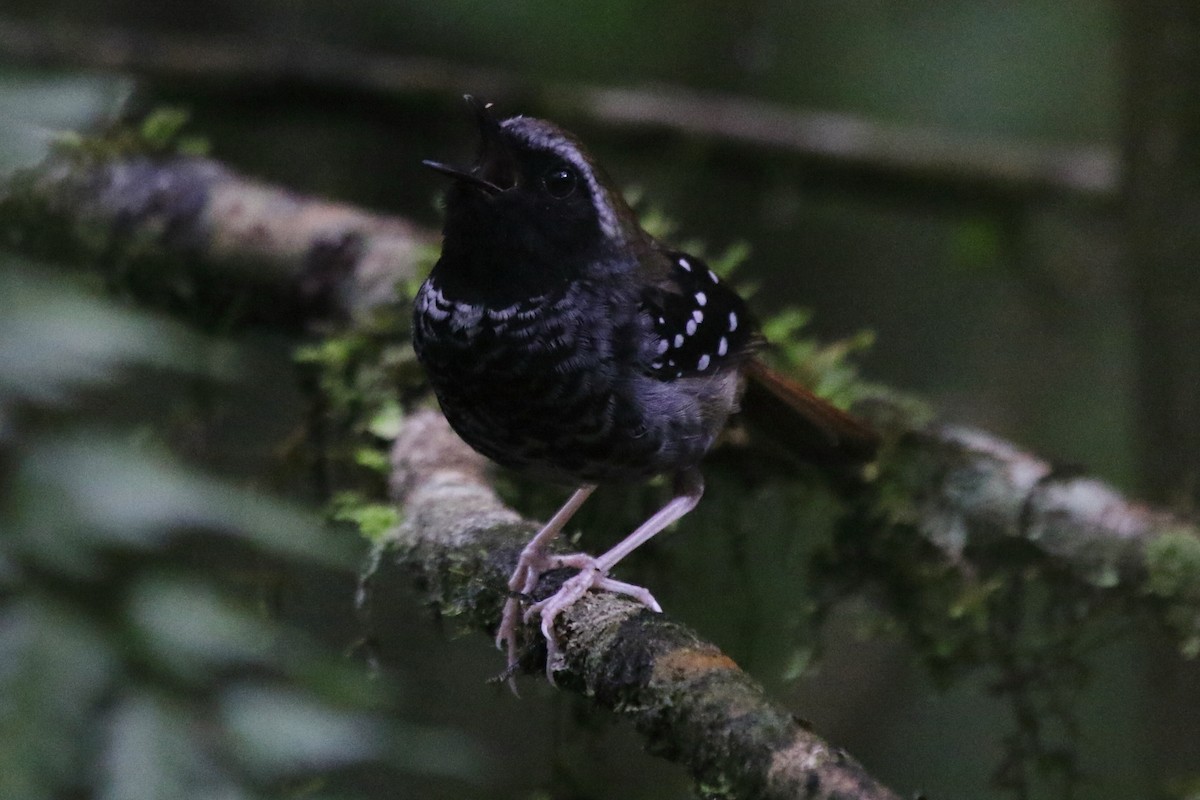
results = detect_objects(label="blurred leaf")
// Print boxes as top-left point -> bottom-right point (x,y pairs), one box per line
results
366,401 -> 404,441
10,435 -> 355,576
221,684 -> 383,778
127,575 -> 278,681
0,598 -> 119,800
331,492 -> 400,542
0,264 -> 233,409
139,106 -> 194,152
100,692 -> 246,800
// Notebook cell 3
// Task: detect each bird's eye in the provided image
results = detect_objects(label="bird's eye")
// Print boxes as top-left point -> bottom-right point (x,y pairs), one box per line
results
542,167 -> 578,199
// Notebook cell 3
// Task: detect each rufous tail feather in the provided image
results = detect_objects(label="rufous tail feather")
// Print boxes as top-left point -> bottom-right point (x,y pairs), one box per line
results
740,358 -> 879,464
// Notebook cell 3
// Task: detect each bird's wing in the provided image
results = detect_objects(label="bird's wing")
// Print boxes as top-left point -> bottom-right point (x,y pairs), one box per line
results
638,247 -> 761,380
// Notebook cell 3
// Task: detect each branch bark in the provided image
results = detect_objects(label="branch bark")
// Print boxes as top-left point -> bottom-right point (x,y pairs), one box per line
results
0,147 -> 432,327
388,409 -> 904,800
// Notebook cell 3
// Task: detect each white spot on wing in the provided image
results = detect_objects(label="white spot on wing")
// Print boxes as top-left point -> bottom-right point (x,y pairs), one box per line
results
686,319 -> 697,335
674,334 -> 684,347
697,354 -> 710,371
695,291 -> 707,306
656,338 -> 669,355
678,257 -> 691,272
718,337 -> 728,356
729,311 -> 738,331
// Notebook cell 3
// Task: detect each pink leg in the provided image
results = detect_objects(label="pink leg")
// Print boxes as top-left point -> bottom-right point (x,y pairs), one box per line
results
528,469 -> 704,679
496,485 -> 596,686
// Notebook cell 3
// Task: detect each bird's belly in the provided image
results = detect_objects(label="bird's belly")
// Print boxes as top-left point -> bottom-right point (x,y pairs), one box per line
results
427,363 -> 650,483
424,353 -> 736,484
413,282 -> 736,483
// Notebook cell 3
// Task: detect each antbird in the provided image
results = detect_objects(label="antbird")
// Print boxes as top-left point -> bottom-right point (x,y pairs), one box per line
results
413,98 -> 878,682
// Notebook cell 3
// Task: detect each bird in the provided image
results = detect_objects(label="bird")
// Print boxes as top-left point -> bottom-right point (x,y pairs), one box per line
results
412,96 -> 879,683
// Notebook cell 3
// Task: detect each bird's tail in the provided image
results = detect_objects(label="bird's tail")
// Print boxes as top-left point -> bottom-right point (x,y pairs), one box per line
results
739,358 -> 880,464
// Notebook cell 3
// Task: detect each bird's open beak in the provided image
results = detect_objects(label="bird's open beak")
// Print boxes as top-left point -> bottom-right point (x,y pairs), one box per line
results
421,95 -> 516,195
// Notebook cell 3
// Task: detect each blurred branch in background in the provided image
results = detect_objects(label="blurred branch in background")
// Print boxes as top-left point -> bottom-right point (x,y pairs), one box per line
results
0,14 -> 1117,204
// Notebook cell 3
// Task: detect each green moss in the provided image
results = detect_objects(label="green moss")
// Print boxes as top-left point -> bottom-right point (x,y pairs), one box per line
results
0,106 -> 218,295
53,105 -> 211,164
330,492 -> 401,543
1144,529 -> 1200,657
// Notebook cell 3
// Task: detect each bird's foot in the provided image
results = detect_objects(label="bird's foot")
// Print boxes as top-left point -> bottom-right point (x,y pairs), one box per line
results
494,548 -> 584,688
496,548 -> 661,685
524,558 -> 661,681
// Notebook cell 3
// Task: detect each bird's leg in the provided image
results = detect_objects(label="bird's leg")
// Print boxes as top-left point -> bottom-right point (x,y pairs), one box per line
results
496,484 -> 596,681
527,468 -> 704,679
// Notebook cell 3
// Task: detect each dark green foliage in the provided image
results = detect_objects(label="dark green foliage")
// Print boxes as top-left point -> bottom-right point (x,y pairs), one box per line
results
1144,531 -> 1200,658
0,262 -> 482,799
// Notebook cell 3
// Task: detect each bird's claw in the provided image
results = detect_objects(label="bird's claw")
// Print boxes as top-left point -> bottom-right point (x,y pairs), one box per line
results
498,551 -> 661,685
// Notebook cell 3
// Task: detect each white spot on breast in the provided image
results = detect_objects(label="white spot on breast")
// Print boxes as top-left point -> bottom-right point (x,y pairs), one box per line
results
697,354 -> 711,371
729,311 -> 738,331
686,319 -> 697,336
695,291 -> 707,306
449,303 -> 484,333
674,334 -> 684,347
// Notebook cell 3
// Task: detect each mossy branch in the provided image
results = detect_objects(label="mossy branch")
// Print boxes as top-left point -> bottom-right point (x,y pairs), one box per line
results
388,410 -> 904,800
0,138 -> 432,328
868,420 -> 1200,655
3,144 -> 1197,656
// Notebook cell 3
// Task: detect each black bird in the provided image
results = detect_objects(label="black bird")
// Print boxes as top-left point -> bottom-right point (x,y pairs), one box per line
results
413,97 -> 878,682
